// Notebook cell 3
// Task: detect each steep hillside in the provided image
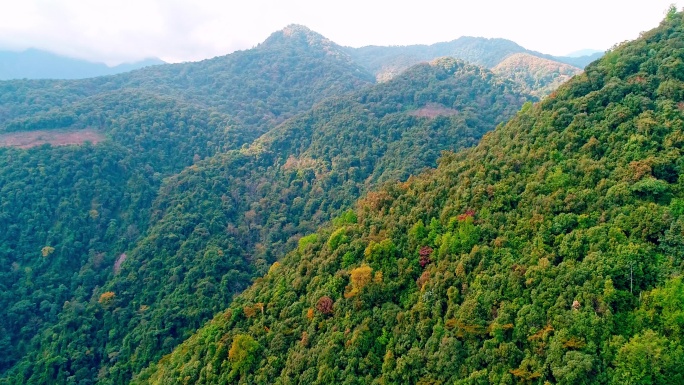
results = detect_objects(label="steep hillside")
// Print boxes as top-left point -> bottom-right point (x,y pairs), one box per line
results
493,53 -> 582,97
137,12 -> 684,385
0,25 -> 376,382
0,49 -> 164,80
0,91 -> 250,375
4,59 -> 532,385
348,36 -> 597,82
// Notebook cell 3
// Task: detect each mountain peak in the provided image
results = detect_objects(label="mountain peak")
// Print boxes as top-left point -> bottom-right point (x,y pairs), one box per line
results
280,24 -> 316,36
261,24 -> 334,49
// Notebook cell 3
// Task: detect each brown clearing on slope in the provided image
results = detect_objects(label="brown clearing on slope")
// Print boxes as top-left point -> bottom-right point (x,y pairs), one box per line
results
409,103 -> 459,118
0,128 -> 105,149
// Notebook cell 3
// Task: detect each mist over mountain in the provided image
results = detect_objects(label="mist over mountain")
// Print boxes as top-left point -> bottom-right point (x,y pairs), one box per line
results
0,29 -> 597,87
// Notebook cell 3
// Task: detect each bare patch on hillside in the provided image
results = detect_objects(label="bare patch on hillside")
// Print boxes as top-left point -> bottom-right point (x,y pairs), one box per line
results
410,103 -> 459,118
283,155 -> 327,171
114,253 -> 127,274
0,128 -> 105,149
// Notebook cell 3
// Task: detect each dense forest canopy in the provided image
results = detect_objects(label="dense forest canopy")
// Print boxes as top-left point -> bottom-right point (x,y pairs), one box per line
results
1,56 -> 533,384
131,11 -> 684,385
0,92 -> 251,375
0,19 -> 573,382
0,24 -> 379,382
0,14 -> 648,385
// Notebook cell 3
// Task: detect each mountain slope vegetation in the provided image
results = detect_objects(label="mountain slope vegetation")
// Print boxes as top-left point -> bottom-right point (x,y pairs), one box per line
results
0,91 -> 250,375
0,25 -> 377,382
0,24 -> 374,134
3,58 -> 532,385
492,53 -> 582,97
135,12 -> 684,385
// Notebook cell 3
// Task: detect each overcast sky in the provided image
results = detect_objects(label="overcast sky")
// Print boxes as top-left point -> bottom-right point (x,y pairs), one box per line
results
0,0 -> 682,65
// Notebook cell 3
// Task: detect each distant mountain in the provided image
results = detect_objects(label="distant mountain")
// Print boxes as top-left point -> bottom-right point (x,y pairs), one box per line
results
492,53 -> 582,97
557,51 -> 604,68
346,36 -> 600,82
0,49 -> 165,80
565,48 -> 604,57
347,37 -> 529,80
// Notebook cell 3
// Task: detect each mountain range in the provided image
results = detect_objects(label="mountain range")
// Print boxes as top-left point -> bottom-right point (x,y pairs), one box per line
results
565,49 -> 604,58
0,11 -> 679,385
1,29 -> 600,84
345,36 -> 600,82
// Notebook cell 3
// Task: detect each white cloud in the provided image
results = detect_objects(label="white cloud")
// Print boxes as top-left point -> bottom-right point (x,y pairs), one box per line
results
0,0 -> 680,64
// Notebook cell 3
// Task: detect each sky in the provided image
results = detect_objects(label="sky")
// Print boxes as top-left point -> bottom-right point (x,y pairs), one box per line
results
0,0 -> 682,65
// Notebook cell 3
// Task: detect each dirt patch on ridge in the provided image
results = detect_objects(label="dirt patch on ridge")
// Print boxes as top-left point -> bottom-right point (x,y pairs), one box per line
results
0,128 -> 105,149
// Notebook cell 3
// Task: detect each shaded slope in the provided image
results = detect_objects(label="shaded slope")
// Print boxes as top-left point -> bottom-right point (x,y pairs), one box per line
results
137,13 -> 684,385
5,58 -> 532,385
492,53 -> 582,97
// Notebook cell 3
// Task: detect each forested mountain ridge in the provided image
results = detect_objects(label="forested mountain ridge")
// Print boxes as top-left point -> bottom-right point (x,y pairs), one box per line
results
0,49 -> 164,80
0,24 -> 374,133
2,57 -> 533,384
346,36 -> 597,82
0,24 -> 379,382
135,11 -> 684,385
0,25 -> 582,133
1,21 -> 611,385
0,25 -> 588,128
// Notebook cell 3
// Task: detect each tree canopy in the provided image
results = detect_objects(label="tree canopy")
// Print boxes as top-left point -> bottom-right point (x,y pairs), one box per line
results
132,11 -> 684,385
